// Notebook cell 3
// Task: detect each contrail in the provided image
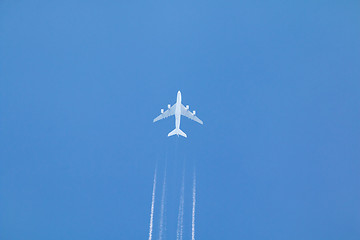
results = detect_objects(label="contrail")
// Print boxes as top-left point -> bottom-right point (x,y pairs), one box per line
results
176,173 -> 185,240
192,171 -> 196,240
158,168 -> 167,240
148,168 -> 157,240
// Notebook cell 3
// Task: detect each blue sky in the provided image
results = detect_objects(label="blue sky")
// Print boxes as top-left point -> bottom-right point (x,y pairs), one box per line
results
1,1 -> 359,239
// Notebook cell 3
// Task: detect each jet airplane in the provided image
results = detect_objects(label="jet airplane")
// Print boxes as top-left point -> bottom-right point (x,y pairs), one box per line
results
153,91 -> 203,137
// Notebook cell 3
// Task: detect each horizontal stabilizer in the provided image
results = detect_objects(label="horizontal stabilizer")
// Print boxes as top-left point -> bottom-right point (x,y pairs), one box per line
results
168,128 -> 187,138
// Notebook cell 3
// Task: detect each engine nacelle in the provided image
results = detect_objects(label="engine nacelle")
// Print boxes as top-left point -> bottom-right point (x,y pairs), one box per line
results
161,109 -> 164,113
186,105 -> 189,110
192,110 -> 196,115
168,104 -> 171,109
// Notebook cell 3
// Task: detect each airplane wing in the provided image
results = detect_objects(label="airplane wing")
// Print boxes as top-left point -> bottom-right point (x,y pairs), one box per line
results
153,104 -> 176,122
181,104 -> 203,124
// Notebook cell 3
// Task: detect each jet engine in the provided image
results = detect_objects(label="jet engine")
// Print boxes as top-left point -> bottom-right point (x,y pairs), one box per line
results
168,104 -> 171,109
186,105 -> 189,109
192,110 -> 196,115
161,109 -> 164,113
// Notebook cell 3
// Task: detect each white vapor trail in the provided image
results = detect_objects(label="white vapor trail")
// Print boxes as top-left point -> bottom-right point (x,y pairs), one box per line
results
176,174 -> 185,240
192,171 -> 196,240
158,168 -> 167,240
148,168 -> 157,240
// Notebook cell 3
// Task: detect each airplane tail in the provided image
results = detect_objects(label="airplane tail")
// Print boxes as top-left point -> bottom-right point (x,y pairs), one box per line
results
168,128 -> 187,138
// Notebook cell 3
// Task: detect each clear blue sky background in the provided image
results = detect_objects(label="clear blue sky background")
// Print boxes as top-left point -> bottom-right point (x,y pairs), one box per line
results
1,1 -> 359,239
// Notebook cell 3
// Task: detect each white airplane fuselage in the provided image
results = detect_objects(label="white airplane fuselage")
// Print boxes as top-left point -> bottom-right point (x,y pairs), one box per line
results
174,91 -> 182,133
